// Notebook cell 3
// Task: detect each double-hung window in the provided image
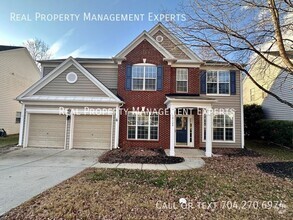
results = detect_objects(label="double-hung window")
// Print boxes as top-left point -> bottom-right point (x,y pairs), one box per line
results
203,113 -> 234,141
206,70 -> 230,94
132,64 -> 157,91
176,68 -> 188,92
127,112 -> 159,140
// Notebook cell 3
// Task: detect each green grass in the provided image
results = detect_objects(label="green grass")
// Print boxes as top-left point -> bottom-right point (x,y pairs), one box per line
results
0,134 -> 19,148
245,139 -> 293,160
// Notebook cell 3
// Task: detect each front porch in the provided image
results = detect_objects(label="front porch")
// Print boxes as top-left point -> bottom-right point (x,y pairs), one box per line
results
165,148 -> 205,158
164,95 -> 217,157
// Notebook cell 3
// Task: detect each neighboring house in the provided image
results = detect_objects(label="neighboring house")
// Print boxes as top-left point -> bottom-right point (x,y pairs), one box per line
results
0,46 -> 40,135
243,51 -> 293,120
17,23 -> 244,157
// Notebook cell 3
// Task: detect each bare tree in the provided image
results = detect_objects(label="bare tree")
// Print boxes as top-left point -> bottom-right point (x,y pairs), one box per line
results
23,38 -> 51,69
169,0 -> 293,107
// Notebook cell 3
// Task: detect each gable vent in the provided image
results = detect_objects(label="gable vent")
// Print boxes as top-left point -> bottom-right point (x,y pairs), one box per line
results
66,72 -> 78,84
156,35 -> 164,43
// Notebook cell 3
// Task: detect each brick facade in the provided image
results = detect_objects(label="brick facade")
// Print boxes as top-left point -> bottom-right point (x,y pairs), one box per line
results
117,39 -> 201,149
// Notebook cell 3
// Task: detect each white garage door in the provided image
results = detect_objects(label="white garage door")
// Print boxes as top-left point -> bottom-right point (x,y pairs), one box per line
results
28,114 -> 66,148
73,115 -> 112,149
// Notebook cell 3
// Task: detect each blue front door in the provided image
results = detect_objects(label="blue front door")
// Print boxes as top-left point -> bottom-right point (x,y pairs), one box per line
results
176,116 -> 188,145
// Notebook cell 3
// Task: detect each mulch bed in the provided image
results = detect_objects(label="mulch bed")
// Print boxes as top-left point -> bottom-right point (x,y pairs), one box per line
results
98,148 -> 184,164
257,162 -> 293,179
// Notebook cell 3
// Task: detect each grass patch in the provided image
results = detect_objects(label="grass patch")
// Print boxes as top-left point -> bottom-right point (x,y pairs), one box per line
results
0,134 -> 18,148
246,139 -> 293,160
1,141 -> 292,219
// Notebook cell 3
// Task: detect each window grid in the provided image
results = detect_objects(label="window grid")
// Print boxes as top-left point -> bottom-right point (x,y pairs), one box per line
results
15,112 -> 21,124
203,113 -> 234,141
206,71 -> 230,95
132,65 -> 157,91
176,68 -> 188,92
127,112 -> 159,140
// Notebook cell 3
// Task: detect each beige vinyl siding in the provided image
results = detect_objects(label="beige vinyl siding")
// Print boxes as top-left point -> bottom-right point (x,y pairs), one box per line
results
152,31 -> 190,60
0,48 -> 40,134
85,67 -> 118,91
35,65 -> 108,97
73,115 -> 112,149
200,70 -> 242,148
28,114 -> 66,148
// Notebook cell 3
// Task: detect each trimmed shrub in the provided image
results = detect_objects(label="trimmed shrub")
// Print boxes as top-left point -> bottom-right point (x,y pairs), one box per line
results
257,120 -> 293,148
244,104 -> 265,138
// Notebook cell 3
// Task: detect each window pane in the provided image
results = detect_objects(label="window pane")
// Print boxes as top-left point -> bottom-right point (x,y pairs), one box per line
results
207,83 -> 217,93
132,79 -> 143,90
176,69 -> 188,80
177,81 -> 187,92
150,114 -> 159,125
219,71 -> 229,82
132,66 -> 144,78
213,115 -> 224,127
213,128 -> 224,140
150,127 -> 158,139
127,113 -> 136,125
207,71 -> 217,82
225,128 -> 233,140
137,114 -> 149,125
145,66 -> 157,78
219,83 -> 229,94
145,79 -> 156,90
128,126 -> 136,139
137,126 -> 149,139
225,114 -> 233,127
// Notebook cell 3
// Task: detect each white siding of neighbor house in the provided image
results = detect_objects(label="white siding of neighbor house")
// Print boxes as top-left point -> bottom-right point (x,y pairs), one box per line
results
35,65 -> 108,97
262,71 -> 293,120
200,68 -> 242,148
0,48 -> 40,134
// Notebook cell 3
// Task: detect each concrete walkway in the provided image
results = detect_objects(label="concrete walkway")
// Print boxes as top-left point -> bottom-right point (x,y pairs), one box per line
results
92,148 -> 206,170
92,157 -> 205,170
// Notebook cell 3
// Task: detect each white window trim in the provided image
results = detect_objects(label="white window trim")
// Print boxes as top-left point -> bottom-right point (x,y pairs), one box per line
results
206,70 -> 230,96
132,64 -> 157,91
127,111 -> 159,141
202,112 -> 235,143
176,68 -> 188,93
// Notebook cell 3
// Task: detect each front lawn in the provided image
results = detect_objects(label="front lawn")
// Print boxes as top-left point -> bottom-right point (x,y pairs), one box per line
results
0,134 -> 18,148
245,139 -> 293,160
1,143 -> 292,219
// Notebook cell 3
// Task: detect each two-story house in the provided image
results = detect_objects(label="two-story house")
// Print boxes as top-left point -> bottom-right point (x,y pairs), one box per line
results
16,23 -> 244,157
0,46 -> 40,135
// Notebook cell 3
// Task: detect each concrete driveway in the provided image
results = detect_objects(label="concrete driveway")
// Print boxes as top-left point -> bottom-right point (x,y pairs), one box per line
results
0,148 -> 105,215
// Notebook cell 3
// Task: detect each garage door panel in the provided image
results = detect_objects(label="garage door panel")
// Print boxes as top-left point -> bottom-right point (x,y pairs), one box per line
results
73,115 -> 111,149
28,114 -> 66,148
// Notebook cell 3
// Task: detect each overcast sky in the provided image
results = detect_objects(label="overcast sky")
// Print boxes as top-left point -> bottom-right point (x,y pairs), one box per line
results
0,0 -> 183,58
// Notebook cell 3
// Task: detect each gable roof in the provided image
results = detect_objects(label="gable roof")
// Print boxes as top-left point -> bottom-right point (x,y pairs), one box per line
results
17,57 -> 122,103
114,31 -> 176,62
148,23 -> 203,63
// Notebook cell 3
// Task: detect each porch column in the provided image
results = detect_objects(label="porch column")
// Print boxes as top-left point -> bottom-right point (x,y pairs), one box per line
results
18,103 -> 25,146
205,107 -> 212,157
170,107 -> 175,156
114,106 -> 120,149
